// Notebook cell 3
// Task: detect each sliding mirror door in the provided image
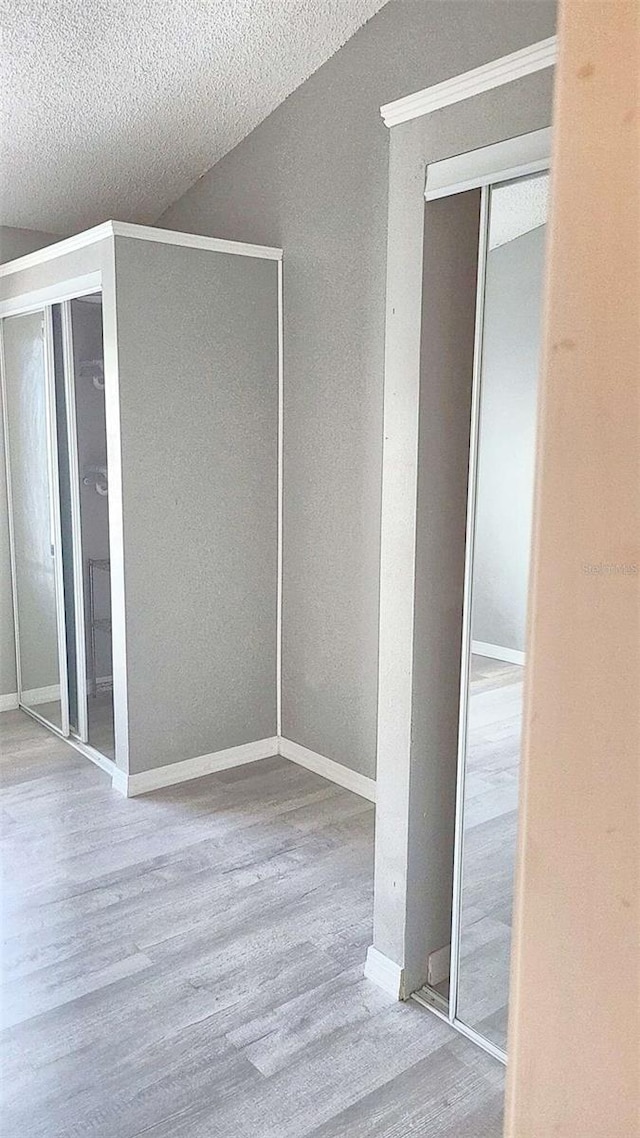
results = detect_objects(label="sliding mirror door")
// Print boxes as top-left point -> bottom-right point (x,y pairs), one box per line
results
452,171 -> 549,1055
68,295 -> 114,759
2,310 -> 69,732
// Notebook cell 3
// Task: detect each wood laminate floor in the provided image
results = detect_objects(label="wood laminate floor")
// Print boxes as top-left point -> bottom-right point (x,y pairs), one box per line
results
0,708 -> 504,1138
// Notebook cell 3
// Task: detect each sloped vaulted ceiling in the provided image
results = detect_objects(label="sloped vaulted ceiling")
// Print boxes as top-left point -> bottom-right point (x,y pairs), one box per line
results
1,0 -> 388,235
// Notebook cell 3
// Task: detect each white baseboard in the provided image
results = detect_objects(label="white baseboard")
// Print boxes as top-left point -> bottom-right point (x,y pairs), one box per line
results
110,766 -> 129,795
20,684 -> 62,705
110,733 -> 377,802
0,692 -> 19,713
364,946 -> 405,999
112,736 -> 279,797
472,640 -> 525,667
427,943 -> 451,987
88,674 -> 113,695
278,737 -> 376,802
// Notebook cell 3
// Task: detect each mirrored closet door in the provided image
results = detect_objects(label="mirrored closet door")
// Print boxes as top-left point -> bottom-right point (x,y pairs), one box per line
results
452,170 -> 549,1058
415,139 -> 551,1062
2,309 -> 69,733
1,291 -> 114,762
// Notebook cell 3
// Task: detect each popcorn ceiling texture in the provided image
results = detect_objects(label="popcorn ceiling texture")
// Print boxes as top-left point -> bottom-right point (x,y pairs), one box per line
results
489,174 -> 549,249
1,0 -> 388,234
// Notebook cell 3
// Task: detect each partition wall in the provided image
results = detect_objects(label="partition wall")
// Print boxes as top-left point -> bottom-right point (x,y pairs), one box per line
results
1,222 -> 282,789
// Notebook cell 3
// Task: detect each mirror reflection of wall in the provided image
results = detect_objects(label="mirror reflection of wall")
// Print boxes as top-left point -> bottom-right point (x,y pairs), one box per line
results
456,172 -> 549,1053
2,311 -> 65,731
70,296 -> 113,760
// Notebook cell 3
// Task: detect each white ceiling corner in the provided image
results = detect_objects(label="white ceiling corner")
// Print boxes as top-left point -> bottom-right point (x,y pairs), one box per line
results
0,0 -> 389,236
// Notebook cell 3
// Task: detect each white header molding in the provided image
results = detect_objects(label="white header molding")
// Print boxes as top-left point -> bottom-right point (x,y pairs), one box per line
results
0,220 -> 283,278
380,36 -> 557,128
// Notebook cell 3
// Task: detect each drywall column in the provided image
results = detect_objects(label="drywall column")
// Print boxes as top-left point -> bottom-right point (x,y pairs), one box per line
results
368,71 -> 555,998
505,3 -> 639,1135
367,188 -> 480,996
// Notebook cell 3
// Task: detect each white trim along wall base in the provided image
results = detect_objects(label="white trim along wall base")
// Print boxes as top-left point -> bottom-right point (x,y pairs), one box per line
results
111,737 -> 279,796
20,684 -> 62,705
0,698 -> 376,801
278,737 -> 376,801
364,947 -> 405,999
472,640 -> 526,667
110,736 -> 377,800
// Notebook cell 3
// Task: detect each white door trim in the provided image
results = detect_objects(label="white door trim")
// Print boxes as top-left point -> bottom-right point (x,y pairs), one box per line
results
380,36 -> 557,128
425,127 -> 552,201
0,274 -> 102,318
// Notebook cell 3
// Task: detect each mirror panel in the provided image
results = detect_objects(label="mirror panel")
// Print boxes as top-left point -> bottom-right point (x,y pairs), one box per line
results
455,172 -> 549,1051
69,296 -> 114,759
2,310 -> 66,730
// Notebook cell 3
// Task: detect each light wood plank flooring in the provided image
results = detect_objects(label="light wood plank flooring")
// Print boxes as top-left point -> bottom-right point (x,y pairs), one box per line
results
0,708 -> 504,1137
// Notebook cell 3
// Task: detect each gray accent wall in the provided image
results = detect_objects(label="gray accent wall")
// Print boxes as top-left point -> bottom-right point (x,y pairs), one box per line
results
471,224 -> 547,655
407,190 -> 481,978
0,227 -> 60,266
158,0 -> 556,778
113,237 -> 278,773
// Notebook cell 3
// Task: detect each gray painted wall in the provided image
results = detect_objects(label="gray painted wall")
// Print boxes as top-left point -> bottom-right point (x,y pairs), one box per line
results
1,227 -> 62,698
471,224 -> 547,654
114,237 -> 278,773
408,190 -> 481,976
0,226 -> 60,266
158,0 -> 556,778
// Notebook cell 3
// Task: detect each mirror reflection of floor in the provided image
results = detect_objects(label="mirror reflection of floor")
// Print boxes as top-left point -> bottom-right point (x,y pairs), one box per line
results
86,689 -> 115,760
18,689 -> 115,764
456,654 -> 523,1051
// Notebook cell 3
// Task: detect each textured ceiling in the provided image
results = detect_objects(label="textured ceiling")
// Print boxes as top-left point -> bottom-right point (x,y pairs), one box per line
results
1,0 -> 388,235
489,173 -> 550,249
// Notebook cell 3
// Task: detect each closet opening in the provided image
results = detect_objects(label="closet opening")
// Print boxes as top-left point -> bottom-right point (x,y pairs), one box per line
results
410,131 -> 551,1064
